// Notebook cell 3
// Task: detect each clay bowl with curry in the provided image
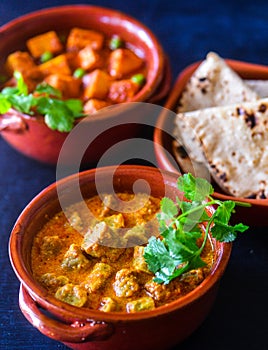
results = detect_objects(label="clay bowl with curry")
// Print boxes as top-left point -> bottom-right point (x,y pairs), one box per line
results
0,5 -> 171,165
9,165 -> 235,350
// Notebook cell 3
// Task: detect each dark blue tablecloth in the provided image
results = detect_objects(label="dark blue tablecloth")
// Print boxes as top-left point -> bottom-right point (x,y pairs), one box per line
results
1,0 -> 268,349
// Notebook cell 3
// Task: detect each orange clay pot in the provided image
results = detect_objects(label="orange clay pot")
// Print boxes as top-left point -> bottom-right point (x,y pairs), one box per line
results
9,165 -> 232,350
0,5 -> 171,165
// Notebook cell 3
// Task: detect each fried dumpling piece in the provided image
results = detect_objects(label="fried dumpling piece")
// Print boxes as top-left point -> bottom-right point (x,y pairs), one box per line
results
177,52 -> 259,112
174,98 -> 268,198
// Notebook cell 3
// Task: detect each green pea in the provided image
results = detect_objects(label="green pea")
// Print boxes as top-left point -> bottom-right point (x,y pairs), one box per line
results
131,73 -> 146,86
109,36 -> 124,50
40,51 -> 53,63
73,68 -> 86,79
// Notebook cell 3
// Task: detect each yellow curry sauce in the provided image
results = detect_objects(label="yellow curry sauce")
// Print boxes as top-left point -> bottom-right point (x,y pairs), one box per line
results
31,193 -> 214,313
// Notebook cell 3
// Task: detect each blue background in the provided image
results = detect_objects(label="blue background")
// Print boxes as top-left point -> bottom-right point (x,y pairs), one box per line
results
1,0 -> 268,349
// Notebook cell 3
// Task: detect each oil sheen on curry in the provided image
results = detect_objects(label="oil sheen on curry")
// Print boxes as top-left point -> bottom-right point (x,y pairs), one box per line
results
31,193 -> 214,313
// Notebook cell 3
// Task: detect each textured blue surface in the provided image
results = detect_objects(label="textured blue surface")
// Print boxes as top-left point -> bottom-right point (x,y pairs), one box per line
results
1,0 -> 268,349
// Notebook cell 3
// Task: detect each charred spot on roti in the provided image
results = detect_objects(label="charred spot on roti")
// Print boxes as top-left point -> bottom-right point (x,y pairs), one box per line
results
258,190 -> 267,199
258,103 -> 267,113
245,113 -> 257,128
219,172 -> 228,182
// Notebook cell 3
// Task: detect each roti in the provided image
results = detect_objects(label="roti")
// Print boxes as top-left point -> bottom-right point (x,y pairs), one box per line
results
245,79 -> 268,98
177,52 -> 259,112
174,99 -> 268,199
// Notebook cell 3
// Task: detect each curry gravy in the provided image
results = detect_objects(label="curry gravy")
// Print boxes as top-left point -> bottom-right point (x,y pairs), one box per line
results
31,192 -> 214,312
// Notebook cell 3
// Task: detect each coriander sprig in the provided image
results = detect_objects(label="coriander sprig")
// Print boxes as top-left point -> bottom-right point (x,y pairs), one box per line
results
144,173 -> 249,285
0,71 -> 84,132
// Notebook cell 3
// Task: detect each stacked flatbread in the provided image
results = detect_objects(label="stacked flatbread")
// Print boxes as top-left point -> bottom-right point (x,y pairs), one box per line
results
177,52 -> 259,113
173,51 -> 268,199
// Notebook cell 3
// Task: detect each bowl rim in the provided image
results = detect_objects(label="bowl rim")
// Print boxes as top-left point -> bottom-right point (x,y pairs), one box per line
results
154,58 -> 268,207
9,164 -> 232,323
0,4 -> 166,105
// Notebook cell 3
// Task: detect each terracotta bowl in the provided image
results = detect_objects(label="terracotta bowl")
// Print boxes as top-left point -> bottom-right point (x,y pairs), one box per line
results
9,165 -> 232,350
154,59 -> 268,226
0,5 -> 171,165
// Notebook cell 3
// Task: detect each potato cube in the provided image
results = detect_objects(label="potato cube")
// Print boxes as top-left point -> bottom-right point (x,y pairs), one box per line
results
44,74 -> 81,98
65,51 -> 79,71
77,46 -> 102,71
83,99 -> 111,114
39,54 -> 71,76
83,69 -> 111,100
26,31 -> 63,58
21,67 -> 44,92
108,79 -> 140,103
109,48 -> 144,78
5,51 -> 37,74
67,27 -> 104,51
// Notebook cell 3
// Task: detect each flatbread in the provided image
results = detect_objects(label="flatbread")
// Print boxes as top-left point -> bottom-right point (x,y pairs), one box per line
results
245,79 -> 268,98
174,99 -> 268,198
177,52 -> 259,112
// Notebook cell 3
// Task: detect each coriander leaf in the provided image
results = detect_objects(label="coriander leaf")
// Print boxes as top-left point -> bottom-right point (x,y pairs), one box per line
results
144,236 -> 179,275
37,97 -> 81,132
212,200 -> 235,224
35,83 -> 62,98
186,253 -> 207,270
143,173 -> 249,285
179,200 -> 197,214
0,96 -> 11,113
178,200 -> 210,231
211,222 -> 237,242
144,236 -> 184,284
44,110 -> 74,132
178,173 -> 214,202
65,99 -> 84,118
1,86 -> 21,96
166,228 -> 201,260
41,101 -> 75,132
161,197 -> 178,217
0,73 -> 84,132
8,94 -> 35,114
211,220 -> 249,242
233,223 -> 249,233
14,71 -> 28,95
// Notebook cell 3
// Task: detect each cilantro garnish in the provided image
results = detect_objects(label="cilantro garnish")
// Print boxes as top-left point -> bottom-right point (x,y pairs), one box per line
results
0,71 -> 84,132
144,173 -> 249,285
